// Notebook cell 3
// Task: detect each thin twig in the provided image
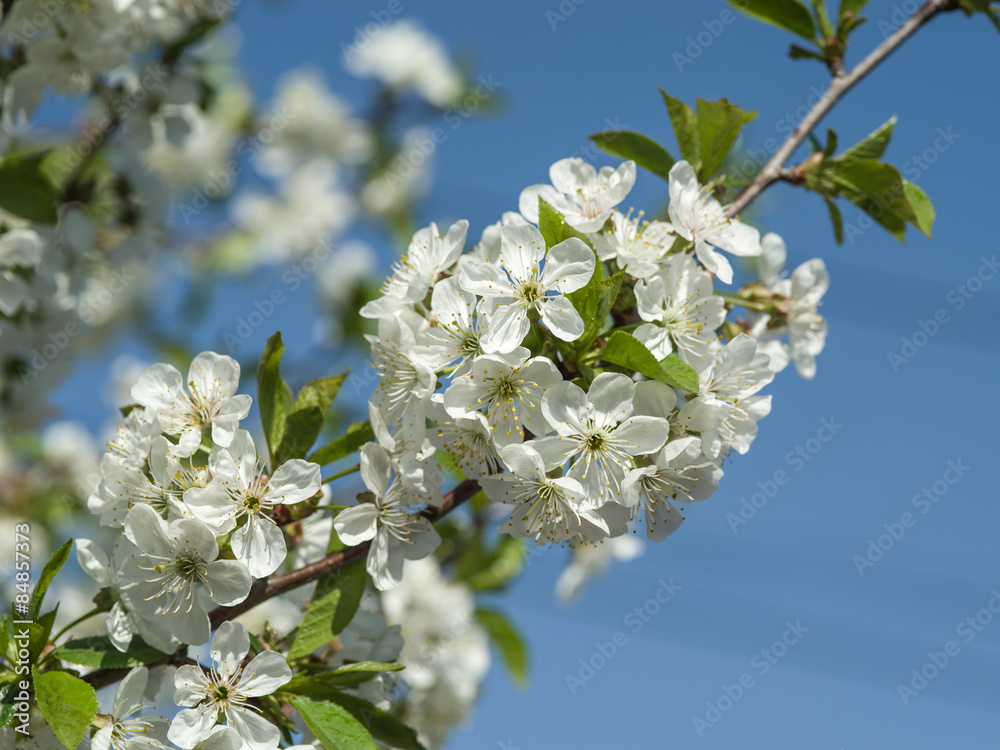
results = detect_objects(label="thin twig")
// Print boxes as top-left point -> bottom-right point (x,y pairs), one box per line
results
724,0 -> 960,219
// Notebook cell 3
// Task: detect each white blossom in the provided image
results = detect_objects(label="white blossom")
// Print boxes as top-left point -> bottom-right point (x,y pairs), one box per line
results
169,621 -> 291,750
519,157 -> 636,233
184,430 -> 321,578
459,224 -> 594,353
333,443 -> 441,591
131,352 -> 251,457
667,160 -> 761,285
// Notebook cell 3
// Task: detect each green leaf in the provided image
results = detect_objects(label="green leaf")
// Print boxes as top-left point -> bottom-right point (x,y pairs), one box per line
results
903,180 -> 934,236
824,197 -> 844,244
308,421 -> 375,466
568,266 -> 624,353
839,0 -> 869,18
276,406 -> 324,463
288,561 -> 366,659
320,691 -> 425,750
283,662 -> 405,692
258,332 -> 292,464
294,372 -> 348,416
537,197 -> 593,250
475,606 -> 529,687
695,98 -> 757,180
823,127 -> 838,158
289,696 -> 378,750
826,159 -> 926,240
659,90 -> 701,173
660,354 -> 702,394
601,331 -> 699,393
0,151 -> 59,224
52,636 -> 168,669
588,130 -> 674,180
789,43 -> 826,61
30,539 -> 73,620
838,116 -> 895,161
0,681 -> 19,728
33,669 -> 98,750
726,0 -> 816,39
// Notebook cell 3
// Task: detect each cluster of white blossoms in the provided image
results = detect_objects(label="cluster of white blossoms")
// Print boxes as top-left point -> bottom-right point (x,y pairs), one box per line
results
80,352 -> 321,652
346,154 -> 829,576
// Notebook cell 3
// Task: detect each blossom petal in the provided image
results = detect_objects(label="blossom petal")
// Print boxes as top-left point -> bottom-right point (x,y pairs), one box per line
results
541,237 -> 595,294
333,504 -> 378,545
235,650 -> 292,697
168,704 -> 219,750
537,297 -> 584,342
232,516 -> 286,578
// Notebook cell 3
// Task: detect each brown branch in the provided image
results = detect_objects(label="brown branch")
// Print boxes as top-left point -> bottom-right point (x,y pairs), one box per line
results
83,478 -> 481,689
724,0 -> 960,219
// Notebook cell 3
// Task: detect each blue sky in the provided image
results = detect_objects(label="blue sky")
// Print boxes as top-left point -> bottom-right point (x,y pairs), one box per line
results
52,1 -> 1000,747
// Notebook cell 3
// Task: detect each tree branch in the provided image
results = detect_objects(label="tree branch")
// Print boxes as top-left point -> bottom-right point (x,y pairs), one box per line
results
83,478 -> 482,689
724,0 -> 960,219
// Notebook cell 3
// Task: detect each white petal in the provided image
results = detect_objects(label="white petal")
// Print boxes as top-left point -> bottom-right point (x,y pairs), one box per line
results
235,651 -> 292,697
205,560 -> 252,607
228,707 -> 281,750
232,517 -> 286,578
212,621 -> 250,681
541,237 -> 595,293
587,372 -> 635,419
537,297 -> 584,342
482,302 -> 531,353
168,705 -> 219,750
267,460 -> 321,505
333,504 -> 378,545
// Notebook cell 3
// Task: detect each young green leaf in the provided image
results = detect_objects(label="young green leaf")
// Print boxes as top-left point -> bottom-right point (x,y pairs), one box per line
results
282,663 -> 405,692
902,180 -> 935,236
659,90 -> 701,172
318,691 -> 425,750
0,152 -> 59,224
294,371 -> 349,416
475,606 -> 529,687
826,159 -> 925,240
824,197 -> 845,244
588,130 -> 675,180
308,421 -> 375,466
601,331 -> 700,393
288,561 -> 367,659
52,636 -> 169,669
838,115 -> 896,161
726,0 -> 817,40
289,696 -> 378,750
276,406 -> 325,463
33,670 -> 99,750
258,332 -> 292,463
695,98 -> 757,180
30,539 -> 73,620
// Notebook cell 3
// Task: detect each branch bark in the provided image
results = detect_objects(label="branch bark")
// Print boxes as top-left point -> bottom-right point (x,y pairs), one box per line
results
724,0 -> 960,219
83,478 -> 482,689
